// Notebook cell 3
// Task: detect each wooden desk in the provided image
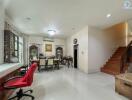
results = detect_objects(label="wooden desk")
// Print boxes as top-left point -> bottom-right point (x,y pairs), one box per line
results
0,63 -> 23,100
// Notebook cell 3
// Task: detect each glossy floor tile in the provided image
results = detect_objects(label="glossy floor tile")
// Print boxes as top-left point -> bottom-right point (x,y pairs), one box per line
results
17,67 -> 128,100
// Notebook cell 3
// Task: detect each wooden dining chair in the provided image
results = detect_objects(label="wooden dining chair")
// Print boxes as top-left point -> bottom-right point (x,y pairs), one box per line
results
39,58 -> 46,71
47,59 -> 54,70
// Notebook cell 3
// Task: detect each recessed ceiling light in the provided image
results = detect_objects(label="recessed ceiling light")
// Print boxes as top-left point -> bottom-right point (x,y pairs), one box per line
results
106,14 -> 111,18
48,30 -> 56,36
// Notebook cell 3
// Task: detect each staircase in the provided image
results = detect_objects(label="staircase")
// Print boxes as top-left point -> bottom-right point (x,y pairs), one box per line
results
101,47 -> 127,75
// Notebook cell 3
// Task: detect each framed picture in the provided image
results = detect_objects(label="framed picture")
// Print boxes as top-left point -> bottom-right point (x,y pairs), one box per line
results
45,44 -> 52,52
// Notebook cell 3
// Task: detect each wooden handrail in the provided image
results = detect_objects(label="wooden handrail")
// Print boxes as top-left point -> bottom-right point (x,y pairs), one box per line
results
120,41 -> 132,73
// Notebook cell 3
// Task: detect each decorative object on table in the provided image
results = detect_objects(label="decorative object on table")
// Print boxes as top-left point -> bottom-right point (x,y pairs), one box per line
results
115,73 -> 132,99
61,56 -> 73,68
61,56 -> 67,65
45,44 -> 52,52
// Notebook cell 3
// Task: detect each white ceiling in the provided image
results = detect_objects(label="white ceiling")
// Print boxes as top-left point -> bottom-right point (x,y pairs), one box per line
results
4,0 -> 132,38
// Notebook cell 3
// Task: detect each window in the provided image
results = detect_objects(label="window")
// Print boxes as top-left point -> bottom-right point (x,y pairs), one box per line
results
14,35 -> 19,57
4,30 -> 24,63
19,37 -> 23,63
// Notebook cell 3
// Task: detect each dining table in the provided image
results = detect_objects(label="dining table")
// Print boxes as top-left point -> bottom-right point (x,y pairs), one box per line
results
32,58 -> 60,71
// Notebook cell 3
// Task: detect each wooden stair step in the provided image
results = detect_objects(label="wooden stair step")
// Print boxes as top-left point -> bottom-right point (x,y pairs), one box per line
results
105,61 -> 120,65
102,65 -> 120,71
111,56 -> 121,59
100,46 -> 127,75
105,63 -> 120,66
110,58 -> 121,61
101,68 -> 120,75
110,59 -> 121,61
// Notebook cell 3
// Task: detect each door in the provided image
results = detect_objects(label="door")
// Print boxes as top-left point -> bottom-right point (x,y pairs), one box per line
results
74,45 -> 78,68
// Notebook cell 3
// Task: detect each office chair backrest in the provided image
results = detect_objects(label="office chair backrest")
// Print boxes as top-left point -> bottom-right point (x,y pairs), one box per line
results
21,63 -> 37,86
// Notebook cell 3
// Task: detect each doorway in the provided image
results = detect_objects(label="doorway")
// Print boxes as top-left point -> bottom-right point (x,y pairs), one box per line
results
74,45 -> 78,68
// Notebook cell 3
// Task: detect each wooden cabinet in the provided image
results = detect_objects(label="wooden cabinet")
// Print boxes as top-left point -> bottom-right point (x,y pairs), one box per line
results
115,73 -> 132,99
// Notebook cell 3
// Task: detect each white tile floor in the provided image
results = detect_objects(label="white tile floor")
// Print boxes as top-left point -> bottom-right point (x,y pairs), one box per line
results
19,67 -> 128,100
128,64 -> 132,73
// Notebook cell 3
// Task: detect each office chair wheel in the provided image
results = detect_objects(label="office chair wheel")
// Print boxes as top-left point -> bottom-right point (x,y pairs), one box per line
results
24,89 -> 33,94
28,89 -> 33,93
32,96 -> 35,100
30,90 -> 33,93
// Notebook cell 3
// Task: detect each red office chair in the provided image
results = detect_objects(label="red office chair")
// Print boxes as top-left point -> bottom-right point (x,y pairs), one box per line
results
3,63 -> 37,100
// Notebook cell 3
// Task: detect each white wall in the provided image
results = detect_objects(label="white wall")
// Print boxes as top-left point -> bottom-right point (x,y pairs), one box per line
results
88,27 -> 114,73
0,2 -> 5,64
88,23 -> 127,73
28,36 -> 44,45
43,39 -> 66,56
66,26 -> 88,73
66,23 -> 127,74
28,36 -> 66,56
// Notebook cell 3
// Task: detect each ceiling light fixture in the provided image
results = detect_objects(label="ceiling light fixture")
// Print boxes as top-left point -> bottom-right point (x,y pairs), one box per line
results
48,30 -> 56,36
106,14 -> 111,18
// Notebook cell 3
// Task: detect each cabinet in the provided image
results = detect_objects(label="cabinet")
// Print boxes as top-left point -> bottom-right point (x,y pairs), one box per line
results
115,73 -> 132,99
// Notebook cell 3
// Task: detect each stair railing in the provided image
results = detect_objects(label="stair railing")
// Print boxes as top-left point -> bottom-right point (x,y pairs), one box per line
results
120,40 -> 132,73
